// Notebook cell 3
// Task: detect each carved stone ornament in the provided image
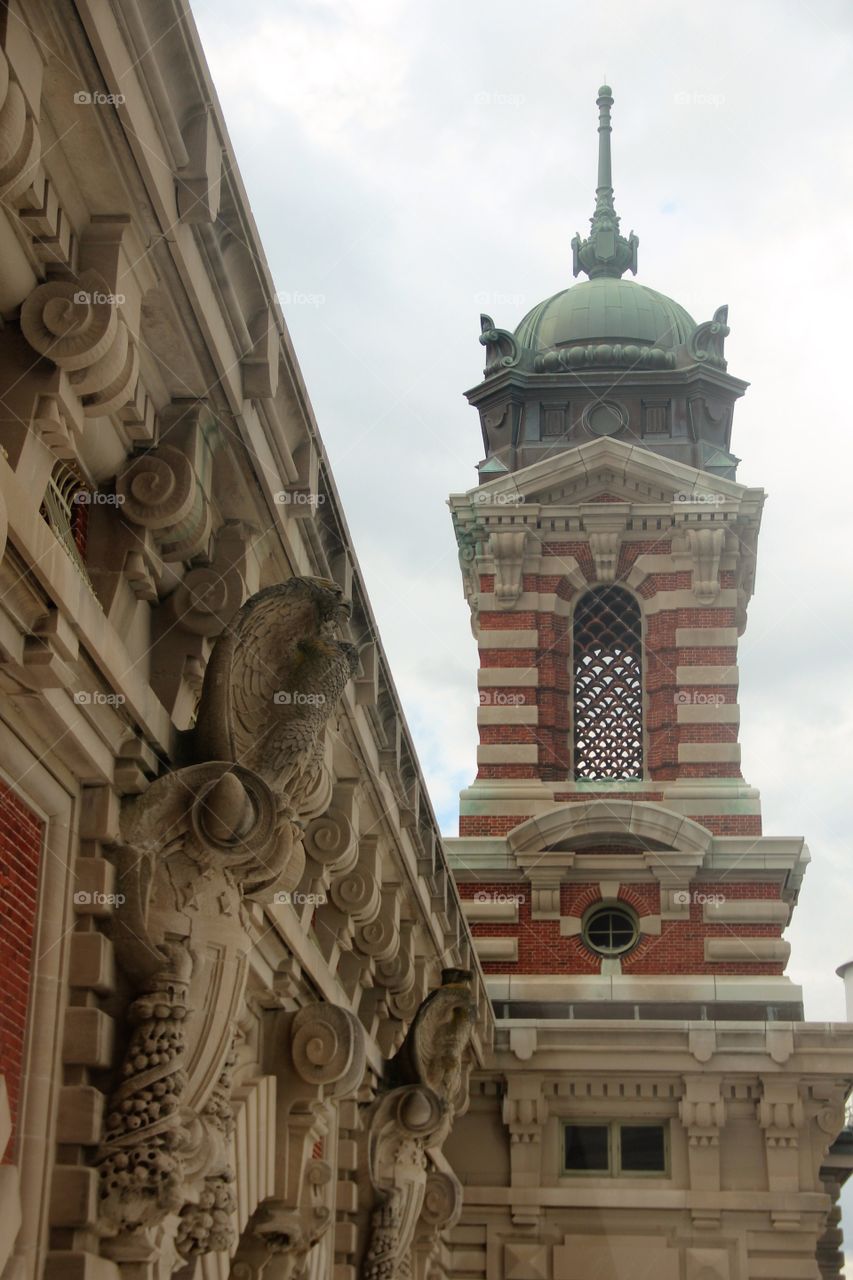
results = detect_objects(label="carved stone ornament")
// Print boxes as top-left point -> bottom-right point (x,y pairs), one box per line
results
116,401 -> 217,566
688,304 -> 730,370
686,526 -> 725,604
412,1168 -> 463,1280
95,578 -> 357,1255
20,269 -> 139,417
488,529 -> 529,610
453,519 -> 486,635
231,1189 -> 331,1280
479,314 -> 519,377
230,1001 -> 365,1279
363,969 -> 476,1279
588,529 -> 621,583
0,47 -> 41,202
533,340 -> 675,373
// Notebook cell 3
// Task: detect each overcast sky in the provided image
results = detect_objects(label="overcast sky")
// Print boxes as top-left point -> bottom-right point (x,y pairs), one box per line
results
190,0 -> 853,1041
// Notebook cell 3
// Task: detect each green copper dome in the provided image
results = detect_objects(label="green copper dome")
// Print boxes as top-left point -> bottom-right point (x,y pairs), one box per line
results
515,277 -> 695,353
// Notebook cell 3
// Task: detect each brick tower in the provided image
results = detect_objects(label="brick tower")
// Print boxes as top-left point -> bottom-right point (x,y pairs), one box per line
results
443,87 -> 853,1279
446,86 -> 796,1010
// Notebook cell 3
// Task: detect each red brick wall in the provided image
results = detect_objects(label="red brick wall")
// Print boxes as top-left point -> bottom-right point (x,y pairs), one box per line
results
460,879 -> 784,976
0,782 -> 44,1162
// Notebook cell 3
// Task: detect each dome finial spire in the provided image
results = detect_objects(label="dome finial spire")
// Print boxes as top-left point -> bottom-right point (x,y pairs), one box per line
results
572,84 -> 639,280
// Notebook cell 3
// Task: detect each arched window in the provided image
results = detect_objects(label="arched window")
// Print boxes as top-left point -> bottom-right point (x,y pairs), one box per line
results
572,585 -> 643,780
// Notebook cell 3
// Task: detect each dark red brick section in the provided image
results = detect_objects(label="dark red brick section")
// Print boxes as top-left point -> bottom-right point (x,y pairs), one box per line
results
0,781 -> 44,1162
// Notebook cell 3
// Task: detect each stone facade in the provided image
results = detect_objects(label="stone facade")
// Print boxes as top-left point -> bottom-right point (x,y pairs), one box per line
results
0,4 -> 492,1279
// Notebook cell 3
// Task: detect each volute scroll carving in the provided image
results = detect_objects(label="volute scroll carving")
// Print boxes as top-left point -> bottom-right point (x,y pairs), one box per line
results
363,969 -> 476,1280
20,270 -> 139,418
94,577 -> 357,1255
688,304 -> 730,369
479,313 -> 520,377
227,1003 -> 366,1279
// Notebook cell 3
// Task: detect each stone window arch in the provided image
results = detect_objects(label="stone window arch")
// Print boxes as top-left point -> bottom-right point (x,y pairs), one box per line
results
572,585 -> 643,780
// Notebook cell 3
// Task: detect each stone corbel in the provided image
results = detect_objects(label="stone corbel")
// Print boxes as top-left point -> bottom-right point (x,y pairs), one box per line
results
20,269 -> 139,422
518,852 -> 574,920
588,530 -> 620,582
276,439 -> 321,516
812,1085 -> 848,1186
362,970 -> 476,1280
453,519 -> 487,636
372,921 -> 421,1057
0,43 -> 40,201
502,1078 -> 548,1227
757,1078 -> 804,1205
582,507 -> 627,584
734,521 -> 758,635
176,106 -> 222,224
299,781 -> 359,903
226,1003 -> 366,1278
352,891 -> 404,1045
312,834 -> 382,962
679,1076 -> 726,1227
411,1167 -> 463,1280
116,400 -> 216,567
488,528 -> 529,609
168,520 -> 253,635
685,526 -> 726,604
243,305 -> 280,400
147,519 -> 257,718
92,579 -> 357,1274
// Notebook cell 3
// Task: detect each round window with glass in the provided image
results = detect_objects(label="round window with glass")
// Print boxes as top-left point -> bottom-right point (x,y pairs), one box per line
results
582,903 -> 639,957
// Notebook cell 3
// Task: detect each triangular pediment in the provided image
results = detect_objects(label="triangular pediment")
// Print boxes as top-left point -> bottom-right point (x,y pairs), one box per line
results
459,438 -> 758,509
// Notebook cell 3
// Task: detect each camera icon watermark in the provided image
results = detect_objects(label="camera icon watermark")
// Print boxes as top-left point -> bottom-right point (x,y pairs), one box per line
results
74,90 -> 127,107
674,490 -> 726,505
273,890 -> 328,907
277,290 -> 325,308
673,91 -> 725,108
71,490 -> 125,506
672,889 -> 725,907
73,890 -> 126,906
472,890 -> 526,905
471,490 -> 525,506
474,90 -> 526,107
479,691 -> 526,706
273,691 -> 327,706
674,690 -> 726,707
72,289 -> 125,306
73,690 -> 126,707
273,490 -> 325,507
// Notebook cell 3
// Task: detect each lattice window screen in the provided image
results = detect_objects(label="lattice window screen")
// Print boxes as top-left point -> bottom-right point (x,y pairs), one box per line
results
573,586 -> 643,780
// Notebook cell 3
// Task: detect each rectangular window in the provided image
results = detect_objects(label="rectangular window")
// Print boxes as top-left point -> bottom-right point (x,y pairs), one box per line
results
542,405 -> 568,437
642,400 -> 670,434
562,1122 -> 667,1177
563,1124 -> 610,1172
619,1124 -> 667,1173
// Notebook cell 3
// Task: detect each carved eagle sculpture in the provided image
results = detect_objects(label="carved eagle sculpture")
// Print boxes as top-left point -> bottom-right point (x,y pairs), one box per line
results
191,577 -> 358,808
